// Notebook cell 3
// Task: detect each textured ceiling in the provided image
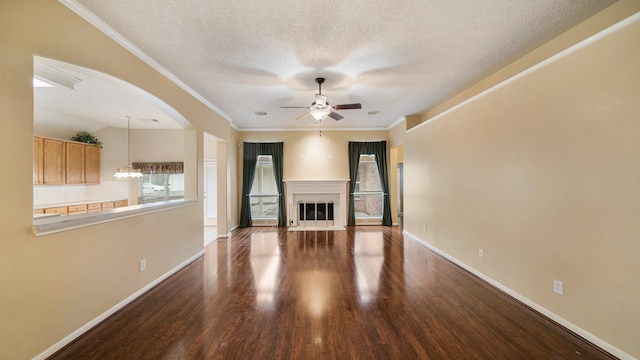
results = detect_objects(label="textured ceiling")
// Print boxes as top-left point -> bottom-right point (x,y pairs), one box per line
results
66,0 -> 614,130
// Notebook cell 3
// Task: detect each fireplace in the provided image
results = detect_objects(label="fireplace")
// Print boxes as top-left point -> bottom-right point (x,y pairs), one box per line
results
298,201 -> 334,226
284,179 -> 348,230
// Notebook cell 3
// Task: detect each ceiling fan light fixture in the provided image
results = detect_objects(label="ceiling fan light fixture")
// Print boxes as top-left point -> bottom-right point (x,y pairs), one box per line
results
280,77 -> 361,122
310,108 -> 331,121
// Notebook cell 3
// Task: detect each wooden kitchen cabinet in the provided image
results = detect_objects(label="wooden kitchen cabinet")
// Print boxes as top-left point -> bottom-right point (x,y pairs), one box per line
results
85,144 -> 101,184
34,137 -> 101,185
87,202 -> 102,212
66,142 -> 85,184
34,137 -> 44,184
43,138 -> 66,184
44,206 -> 67,215
67,204 -> 88,214
101,201 -> 115,209
35,199 -> 127,216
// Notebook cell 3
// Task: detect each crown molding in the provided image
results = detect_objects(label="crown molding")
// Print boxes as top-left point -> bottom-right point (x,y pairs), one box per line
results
60,0 -> 235,125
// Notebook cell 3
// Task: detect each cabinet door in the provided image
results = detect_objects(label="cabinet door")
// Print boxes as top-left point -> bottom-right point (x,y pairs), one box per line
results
66,142 -> 85,184
44,206 -> 67,215
34,137 -> 43,184
87,202 -> 102,212
84,145 -> 101,184
67,204 -> 88,214
101,201 -> 114,209
43,138 -> 65,184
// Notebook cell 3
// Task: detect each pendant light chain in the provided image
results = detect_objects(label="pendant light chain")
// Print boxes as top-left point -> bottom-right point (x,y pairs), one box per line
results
114,115 -> 143,178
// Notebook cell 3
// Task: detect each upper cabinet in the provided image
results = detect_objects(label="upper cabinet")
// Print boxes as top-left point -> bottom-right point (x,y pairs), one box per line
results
66,142 -> 85,184
43,137 -> 65,184
85,145 -> 101,184
34,136 -> 101,185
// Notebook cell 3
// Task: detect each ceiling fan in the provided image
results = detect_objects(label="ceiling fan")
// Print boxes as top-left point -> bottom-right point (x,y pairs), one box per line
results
281,77 -> 361,121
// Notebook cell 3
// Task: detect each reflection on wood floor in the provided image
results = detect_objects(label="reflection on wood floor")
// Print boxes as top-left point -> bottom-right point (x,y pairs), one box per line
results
50,226 -> 614,359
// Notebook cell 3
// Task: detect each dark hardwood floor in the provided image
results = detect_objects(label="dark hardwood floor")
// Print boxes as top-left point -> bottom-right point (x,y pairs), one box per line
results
50,226 -> 614,359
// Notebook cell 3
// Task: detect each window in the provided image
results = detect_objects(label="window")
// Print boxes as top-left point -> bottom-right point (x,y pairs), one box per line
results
138,173 -> 185,204
249,155 -> 279,219
354,154 -> 383,219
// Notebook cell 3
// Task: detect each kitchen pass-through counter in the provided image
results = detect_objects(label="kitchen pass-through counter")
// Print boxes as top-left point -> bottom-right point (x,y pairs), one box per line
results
32,199 -> 196,236
34,199 -> 129,216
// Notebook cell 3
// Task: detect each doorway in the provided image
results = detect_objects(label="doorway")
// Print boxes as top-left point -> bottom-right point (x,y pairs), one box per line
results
204,133 -> 219,246
204,161 -> 217,226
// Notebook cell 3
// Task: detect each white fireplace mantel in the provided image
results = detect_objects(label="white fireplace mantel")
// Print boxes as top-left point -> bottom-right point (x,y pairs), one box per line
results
284,179 -> 349,228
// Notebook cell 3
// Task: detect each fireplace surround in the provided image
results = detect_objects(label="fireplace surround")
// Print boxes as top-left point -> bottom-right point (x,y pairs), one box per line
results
284,179 -> 348,230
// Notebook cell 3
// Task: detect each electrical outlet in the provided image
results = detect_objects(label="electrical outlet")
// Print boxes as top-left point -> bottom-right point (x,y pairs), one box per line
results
139,259 -> 146,272
478,248 -> 484,258
553,279 -> 563,295
423,225 -> 427,232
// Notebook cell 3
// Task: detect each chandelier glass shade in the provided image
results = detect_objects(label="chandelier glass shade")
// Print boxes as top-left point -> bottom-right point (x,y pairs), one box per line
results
114,164 -> 143,178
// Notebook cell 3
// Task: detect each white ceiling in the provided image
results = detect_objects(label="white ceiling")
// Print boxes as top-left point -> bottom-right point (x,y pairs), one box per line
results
34,57 -> 186,134
48,0 -> 614,131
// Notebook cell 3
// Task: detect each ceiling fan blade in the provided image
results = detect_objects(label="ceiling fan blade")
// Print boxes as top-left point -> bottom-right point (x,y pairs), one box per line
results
332,103 -> 361,110
328,111 -> 343,121
281,106 -> 310,109
296,112 -> 312,121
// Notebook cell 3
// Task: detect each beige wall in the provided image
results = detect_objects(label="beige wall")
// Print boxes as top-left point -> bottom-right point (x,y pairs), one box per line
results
404,7 -> 640,358
204,132 -> 218,161
239,130 -> 388,180
388,118 -> 406,147
0,1 -> 236,359
227,128 -> 240,230
388,120 -> 406,224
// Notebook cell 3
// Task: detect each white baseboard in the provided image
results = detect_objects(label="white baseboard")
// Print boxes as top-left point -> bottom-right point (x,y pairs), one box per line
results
33,250 -> 206,360
403,230 -> 634,360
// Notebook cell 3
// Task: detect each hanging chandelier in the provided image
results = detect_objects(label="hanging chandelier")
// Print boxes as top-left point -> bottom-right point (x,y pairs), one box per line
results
114,116 -> 143,178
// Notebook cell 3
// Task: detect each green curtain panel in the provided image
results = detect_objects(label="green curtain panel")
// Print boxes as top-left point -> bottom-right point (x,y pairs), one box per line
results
239,144 -> 260,227
347,141 -> 392,226
239,142 -> 286,227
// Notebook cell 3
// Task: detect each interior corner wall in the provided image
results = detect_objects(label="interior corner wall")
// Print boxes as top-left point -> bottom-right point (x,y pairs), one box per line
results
389,147 -> 400,224
404,16 -> 640,358
225,127 -> 240,230
388,119 -> 406,148
216,140 -> 229,234
184,128 -> 199,201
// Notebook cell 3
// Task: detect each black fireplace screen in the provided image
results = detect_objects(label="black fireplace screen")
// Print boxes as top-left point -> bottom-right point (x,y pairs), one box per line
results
299,202 -> 334,221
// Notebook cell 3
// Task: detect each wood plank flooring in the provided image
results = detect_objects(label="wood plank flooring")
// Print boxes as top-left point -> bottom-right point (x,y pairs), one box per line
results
50,226 -> 614,359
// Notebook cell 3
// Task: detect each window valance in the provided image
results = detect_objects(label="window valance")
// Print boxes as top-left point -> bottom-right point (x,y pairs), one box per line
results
132,162 -> 184,174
